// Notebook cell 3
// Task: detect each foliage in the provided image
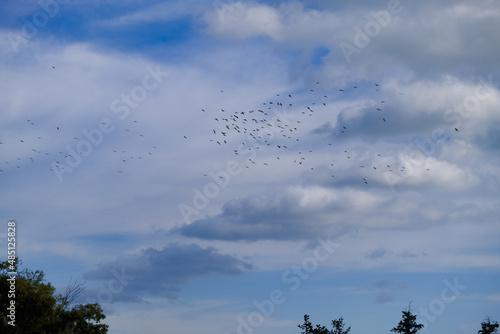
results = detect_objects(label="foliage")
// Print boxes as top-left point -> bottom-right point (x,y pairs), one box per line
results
479,316 -> 499,334
331,317 -> 351,334
298,314 -> 350,334
390,303 -> 424,334
0,258 -> 108,334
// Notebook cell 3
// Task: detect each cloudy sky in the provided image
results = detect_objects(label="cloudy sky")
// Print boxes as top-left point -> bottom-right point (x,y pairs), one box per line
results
1,0 -> 499,333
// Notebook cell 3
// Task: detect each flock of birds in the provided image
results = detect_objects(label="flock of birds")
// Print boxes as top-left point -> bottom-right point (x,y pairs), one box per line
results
0,75 -> 443,186
0,74 -> 160,177
0,119 -> 161,176
184,81 -> 435,186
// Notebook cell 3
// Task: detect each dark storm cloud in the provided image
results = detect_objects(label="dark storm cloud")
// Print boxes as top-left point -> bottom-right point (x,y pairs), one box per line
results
84,243 -> 252,302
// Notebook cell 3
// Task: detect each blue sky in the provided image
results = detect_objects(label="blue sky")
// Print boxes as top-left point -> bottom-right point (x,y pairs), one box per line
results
1,0 -> 499,333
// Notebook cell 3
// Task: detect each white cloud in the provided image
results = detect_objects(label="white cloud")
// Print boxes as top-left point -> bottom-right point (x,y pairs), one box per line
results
206,2 -> 283,39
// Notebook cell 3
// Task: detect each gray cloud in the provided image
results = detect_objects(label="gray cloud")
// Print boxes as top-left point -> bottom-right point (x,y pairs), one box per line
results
203,0 -> 500,84
367,278 -> 408,291
173,192 -> 341,242
365,248 -> 392,259
84,243 -> 252,302
358,278 -> 408,304
374,291 -> 395,304
172,173 -> 498,242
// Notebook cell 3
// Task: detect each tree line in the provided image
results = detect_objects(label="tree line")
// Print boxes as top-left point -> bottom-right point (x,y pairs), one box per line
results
298,305 -> 498,334
1,259 -> 498,334
0,258 -> 107,333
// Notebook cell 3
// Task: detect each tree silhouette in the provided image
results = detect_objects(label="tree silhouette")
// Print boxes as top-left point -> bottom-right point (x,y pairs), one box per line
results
390,302 -> 424,334
63,276 -> 88,308
298,314 -> 350,334
331,317 -> 351,334
479,317 -> 499,334
0,258 -> 108,333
